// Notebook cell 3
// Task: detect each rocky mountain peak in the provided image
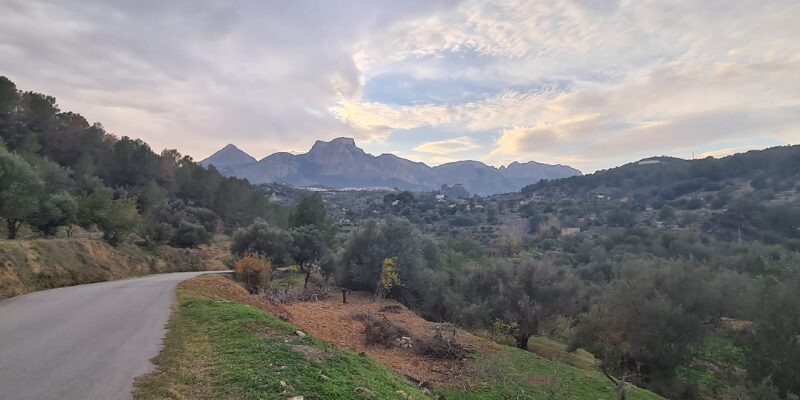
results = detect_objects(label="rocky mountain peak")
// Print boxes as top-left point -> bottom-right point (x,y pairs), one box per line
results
199,143 -> 256,168
309,137 -> 360,154
200,137 -> 581,195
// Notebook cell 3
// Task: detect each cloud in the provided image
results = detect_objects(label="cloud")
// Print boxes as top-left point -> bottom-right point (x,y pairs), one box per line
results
0,0 -> 457,158
412,136 -> 481,154
1,0 -> 798,171
698,146 -> 761,159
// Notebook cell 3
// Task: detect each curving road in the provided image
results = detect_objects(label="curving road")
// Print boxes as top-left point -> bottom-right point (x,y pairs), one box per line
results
0,271 -> 227,400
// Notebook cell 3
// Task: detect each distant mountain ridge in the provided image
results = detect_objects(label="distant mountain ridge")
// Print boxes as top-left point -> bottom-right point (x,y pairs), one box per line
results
200,137 -> 581,195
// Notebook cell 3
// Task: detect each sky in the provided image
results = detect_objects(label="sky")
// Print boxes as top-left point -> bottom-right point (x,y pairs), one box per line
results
1,0 -> 798,173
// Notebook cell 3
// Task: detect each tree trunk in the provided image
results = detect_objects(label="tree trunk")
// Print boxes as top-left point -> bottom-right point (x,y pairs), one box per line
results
304,269 -> 311,289
7,219 -> 19,239
515,333 -> 530,350
600,365 -> 627,400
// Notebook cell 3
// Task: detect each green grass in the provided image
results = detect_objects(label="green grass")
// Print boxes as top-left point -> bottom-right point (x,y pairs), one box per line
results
528,336 -> 598,371
134,281 -> 427,400
436,346 -> 665,400
697,337 -> 746,367
473,331 -> 601,373
678,336 -> 748,397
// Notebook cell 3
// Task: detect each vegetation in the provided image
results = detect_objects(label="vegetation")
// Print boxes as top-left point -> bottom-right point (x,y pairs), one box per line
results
234,146 -> 800,399
5,74 -> 800,398
134,277 -> 428,400
0,76 -> 288,246
233,252 -> 272,293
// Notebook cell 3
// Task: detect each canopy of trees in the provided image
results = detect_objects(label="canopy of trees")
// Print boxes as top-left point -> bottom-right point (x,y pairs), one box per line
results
0,76 -> 288,244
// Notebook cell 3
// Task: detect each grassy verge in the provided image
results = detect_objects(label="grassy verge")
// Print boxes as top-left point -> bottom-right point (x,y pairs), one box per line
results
134,277 -> 428,400
437,346 -> 664,400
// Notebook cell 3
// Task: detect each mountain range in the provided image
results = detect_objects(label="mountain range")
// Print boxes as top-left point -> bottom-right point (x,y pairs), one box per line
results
199,137 -> 581,195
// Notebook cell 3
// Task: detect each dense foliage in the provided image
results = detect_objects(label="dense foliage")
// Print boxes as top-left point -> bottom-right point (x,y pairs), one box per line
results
0,76 -> 288,244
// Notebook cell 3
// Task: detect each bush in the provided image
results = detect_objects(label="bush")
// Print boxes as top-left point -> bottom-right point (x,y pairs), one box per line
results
234,252 -> 272,293
231,218 -> 294,267
170,221 -> 212,248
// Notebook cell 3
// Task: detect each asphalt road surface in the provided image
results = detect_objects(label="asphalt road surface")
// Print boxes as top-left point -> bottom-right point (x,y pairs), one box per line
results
0,271 -> 226,400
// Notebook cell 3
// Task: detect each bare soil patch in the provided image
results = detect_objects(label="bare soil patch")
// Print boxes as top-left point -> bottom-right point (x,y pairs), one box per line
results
283,291 -> 493,388
290,344 -> 332,362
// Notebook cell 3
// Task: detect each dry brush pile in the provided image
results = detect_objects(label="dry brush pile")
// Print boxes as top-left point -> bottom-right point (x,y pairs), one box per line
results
354,313 -> 472,360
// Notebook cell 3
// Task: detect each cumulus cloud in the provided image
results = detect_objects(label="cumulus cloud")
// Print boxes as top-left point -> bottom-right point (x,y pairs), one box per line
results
1,0 -> 798,170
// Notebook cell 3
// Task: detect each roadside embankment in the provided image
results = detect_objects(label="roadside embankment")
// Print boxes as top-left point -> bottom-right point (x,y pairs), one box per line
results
0,238 -> 228,299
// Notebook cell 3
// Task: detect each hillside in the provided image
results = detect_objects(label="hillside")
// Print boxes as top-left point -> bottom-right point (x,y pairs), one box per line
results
201,138 -> 580,195
0,75 -> 290,252
524,145 -> 800,201
135,275 -> 664,400
517,145 -> 800,244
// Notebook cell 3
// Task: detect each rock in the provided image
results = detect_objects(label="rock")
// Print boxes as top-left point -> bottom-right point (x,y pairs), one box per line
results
295,330 -> 306,338
286,396 -> 304,400
396,336 -> 413,348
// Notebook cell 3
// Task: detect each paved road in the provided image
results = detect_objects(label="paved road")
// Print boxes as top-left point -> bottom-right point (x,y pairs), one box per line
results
0,271 -> 227,400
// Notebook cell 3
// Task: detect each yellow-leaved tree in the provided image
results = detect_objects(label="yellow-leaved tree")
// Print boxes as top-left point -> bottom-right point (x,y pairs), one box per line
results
375,258 -> 401,299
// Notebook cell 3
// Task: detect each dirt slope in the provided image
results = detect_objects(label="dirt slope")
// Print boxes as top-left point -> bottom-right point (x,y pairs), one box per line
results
0,239 -> 227,299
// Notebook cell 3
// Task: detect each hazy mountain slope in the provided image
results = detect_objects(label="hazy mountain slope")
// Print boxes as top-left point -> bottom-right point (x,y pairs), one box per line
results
431,160 -> 514,195
522,145 -> 800,200
203,137 -> 581,194
500,161 -> 582,189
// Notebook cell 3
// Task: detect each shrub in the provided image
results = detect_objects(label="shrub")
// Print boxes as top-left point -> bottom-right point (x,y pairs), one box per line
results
234,252 -> 272,293
170,221 -> 212,248
231,218 -> 294,267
